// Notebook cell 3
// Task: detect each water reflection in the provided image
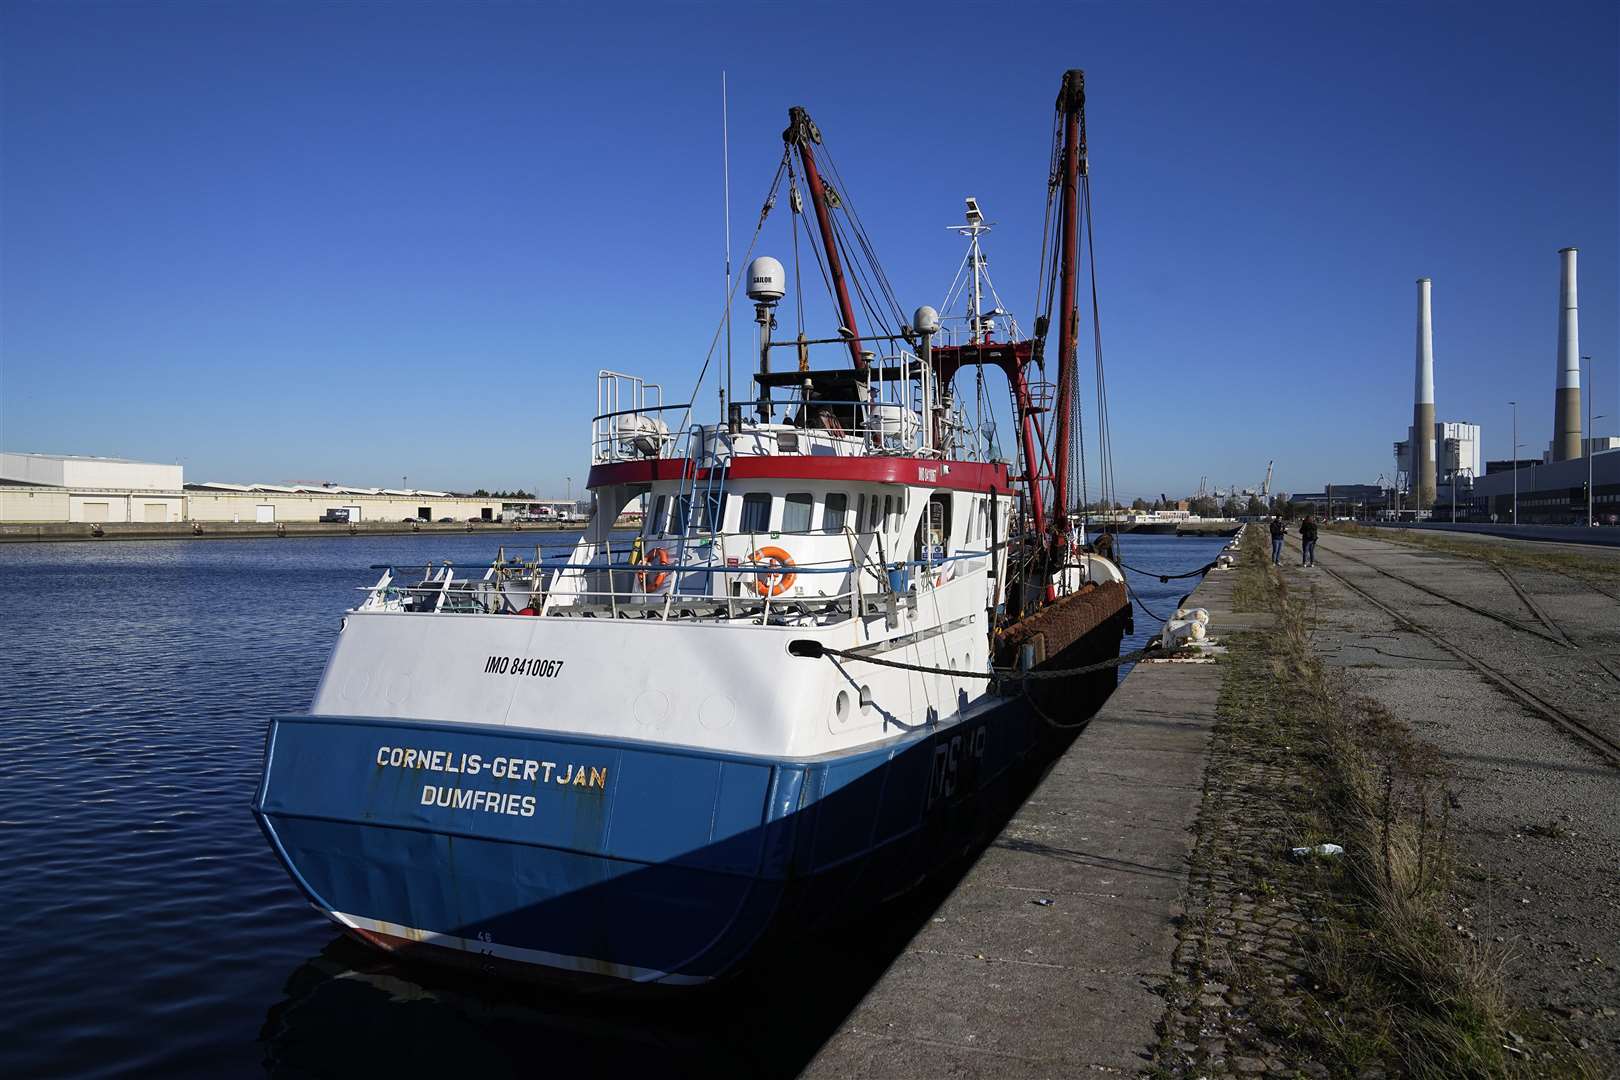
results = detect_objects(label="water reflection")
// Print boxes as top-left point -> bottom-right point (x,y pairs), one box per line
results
259,855 -> 980,1079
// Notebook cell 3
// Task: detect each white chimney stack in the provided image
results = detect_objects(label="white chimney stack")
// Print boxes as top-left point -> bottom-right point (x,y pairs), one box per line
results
1412,277 -> 1436,509
1552,247 -> 1582,462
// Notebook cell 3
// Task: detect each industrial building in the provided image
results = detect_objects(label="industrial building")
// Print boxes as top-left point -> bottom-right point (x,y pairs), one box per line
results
0,453 -> 505,524
0,453 -> 184,523
1468,449 -> 1619,524
1544,436 -> 1620,462
1394,420 -> 1482,487
183,482 -> 502,524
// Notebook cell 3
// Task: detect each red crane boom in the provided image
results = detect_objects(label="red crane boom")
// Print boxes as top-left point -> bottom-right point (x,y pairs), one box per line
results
784,107 -> 866,372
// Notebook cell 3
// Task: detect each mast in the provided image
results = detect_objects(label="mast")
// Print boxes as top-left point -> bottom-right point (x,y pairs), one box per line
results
1051,69 -> 1085,532
785,106 -> 866,371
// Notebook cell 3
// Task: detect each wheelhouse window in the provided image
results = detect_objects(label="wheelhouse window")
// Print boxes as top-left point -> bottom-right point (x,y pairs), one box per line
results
782,492 -> 813,533
671,491 -> 723,534
823,493 -> 848,533
916,493 -> 950,564
739,492 -> 772,533
868,494 -> 883,530
646,495 -> 668,536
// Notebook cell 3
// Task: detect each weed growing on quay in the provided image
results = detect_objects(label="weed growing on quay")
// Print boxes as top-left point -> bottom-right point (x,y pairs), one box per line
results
1153,526 -> 1598,1079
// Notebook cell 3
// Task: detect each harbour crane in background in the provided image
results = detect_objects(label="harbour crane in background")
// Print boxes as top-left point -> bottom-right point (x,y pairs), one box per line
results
1260,460 -> 1274,499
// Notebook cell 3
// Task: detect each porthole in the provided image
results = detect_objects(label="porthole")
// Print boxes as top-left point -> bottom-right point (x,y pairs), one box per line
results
835,690 -> 851,722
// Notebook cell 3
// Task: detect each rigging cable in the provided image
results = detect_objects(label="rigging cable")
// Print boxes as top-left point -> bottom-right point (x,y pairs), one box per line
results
1072,178 -> 1088,521
817,142 -> 907,328
1084,176 -> 1118,527
787,159 -> 806,356
676,152 -> 788,436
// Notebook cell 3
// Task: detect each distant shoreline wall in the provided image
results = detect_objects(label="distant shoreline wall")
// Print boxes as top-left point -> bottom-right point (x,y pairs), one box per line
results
0,521 -> 587,544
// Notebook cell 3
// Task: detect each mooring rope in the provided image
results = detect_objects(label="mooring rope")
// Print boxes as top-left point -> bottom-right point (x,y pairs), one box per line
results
1125,580 -> 1173,623
1116,558 -> 1220,583
790,639 -> 1164,681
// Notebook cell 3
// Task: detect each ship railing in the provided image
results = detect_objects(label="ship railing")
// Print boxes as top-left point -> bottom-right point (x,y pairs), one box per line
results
354,548 -> 992,623
720,398 -> 940,459
590,402 -> 695,465
590,397 -> 971,468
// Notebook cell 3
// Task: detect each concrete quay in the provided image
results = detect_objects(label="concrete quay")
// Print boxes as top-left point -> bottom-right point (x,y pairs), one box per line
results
803,560 -> 1255,1076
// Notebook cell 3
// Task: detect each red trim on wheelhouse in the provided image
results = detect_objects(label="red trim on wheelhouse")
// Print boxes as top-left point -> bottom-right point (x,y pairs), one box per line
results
588,456 -> 1012,494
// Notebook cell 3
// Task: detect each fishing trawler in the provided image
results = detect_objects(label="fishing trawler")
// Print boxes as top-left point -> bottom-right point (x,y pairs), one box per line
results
255,70 -> 1132,988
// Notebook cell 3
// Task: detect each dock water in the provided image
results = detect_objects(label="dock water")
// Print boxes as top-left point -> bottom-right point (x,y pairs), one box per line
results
804,555 -> 1252,1075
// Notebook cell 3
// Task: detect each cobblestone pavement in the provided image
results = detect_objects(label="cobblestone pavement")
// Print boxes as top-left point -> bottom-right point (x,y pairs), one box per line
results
1150,626 -> 1345,1080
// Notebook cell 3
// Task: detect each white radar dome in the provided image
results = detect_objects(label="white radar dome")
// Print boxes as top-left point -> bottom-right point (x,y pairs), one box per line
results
913,305 -> 941,334
746,256 -> 786,303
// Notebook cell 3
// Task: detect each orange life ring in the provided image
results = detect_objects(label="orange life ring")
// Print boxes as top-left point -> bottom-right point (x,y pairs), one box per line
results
637,546 -> 671,592
749,546 -> 797,597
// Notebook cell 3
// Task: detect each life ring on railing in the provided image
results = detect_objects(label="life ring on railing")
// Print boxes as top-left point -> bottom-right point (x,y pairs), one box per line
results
749,546 -> 797,597
637,546 -> 672,592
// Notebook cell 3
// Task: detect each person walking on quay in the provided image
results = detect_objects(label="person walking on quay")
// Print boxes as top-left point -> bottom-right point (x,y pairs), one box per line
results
1300,515 -> 1319,567
1269,515 -> 1286,565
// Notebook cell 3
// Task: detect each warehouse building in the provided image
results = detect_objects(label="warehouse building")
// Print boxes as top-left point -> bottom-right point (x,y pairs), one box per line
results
0,453 -> 503,524
183,481 -> 500,524
0,452 -> 184,523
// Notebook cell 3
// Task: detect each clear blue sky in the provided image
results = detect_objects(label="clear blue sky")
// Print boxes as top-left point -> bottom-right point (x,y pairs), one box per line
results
3,1 -> 1615,501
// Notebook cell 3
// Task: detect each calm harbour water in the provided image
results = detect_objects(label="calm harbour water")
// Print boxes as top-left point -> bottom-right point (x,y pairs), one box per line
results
0,529 -> 1226,1078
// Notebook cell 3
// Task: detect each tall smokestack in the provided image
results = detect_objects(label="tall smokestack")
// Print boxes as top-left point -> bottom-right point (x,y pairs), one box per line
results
1553,247 -> 1582,461
1413,277 -> 1436,509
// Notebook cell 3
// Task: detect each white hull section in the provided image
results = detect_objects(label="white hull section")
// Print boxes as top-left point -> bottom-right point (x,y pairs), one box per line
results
315,575 -> 998,759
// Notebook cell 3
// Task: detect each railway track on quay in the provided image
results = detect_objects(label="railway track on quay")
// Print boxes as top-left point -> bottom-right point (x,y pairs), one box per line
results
1305,535 -> 1620,770
1318,543 -> 1571,648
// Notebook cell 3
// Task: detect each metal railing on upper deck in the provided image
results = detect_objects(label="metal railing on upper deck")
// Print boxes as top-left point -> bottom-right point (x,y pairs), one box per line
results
590,396 -> 964,468
355,545 -> 995,625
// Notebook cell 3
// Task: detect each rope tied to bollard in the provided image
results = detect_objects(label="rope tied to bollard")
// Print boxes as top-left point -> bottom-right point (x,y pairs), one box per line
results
1115,557 -> 1221,584
787,638 -> 1165,682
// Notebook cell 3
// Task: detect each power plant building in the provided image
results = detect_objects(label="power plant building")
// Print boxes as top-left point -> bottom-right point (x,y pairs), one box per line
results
1551,248 -> 1583,461
1388,249 -> 1607,523
1468,247 -> 1604,522
1411,278 -> 1438,508
1394,421 -> 1482,486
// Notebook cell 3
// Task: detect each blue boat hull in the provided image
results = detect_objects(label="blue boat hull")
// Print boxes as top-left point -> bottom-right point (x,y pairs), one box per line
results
254,631 -> 1123,987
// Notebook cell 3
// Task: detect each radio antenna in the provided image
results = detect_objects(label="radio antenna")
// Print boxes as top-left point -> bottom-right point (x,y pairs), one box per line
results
722,71 -> 734,421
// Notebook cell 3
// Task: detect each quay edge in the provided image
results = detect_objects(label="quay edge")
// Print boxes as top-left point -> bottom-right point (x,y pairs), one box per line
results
801,547 -> 1252,1075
